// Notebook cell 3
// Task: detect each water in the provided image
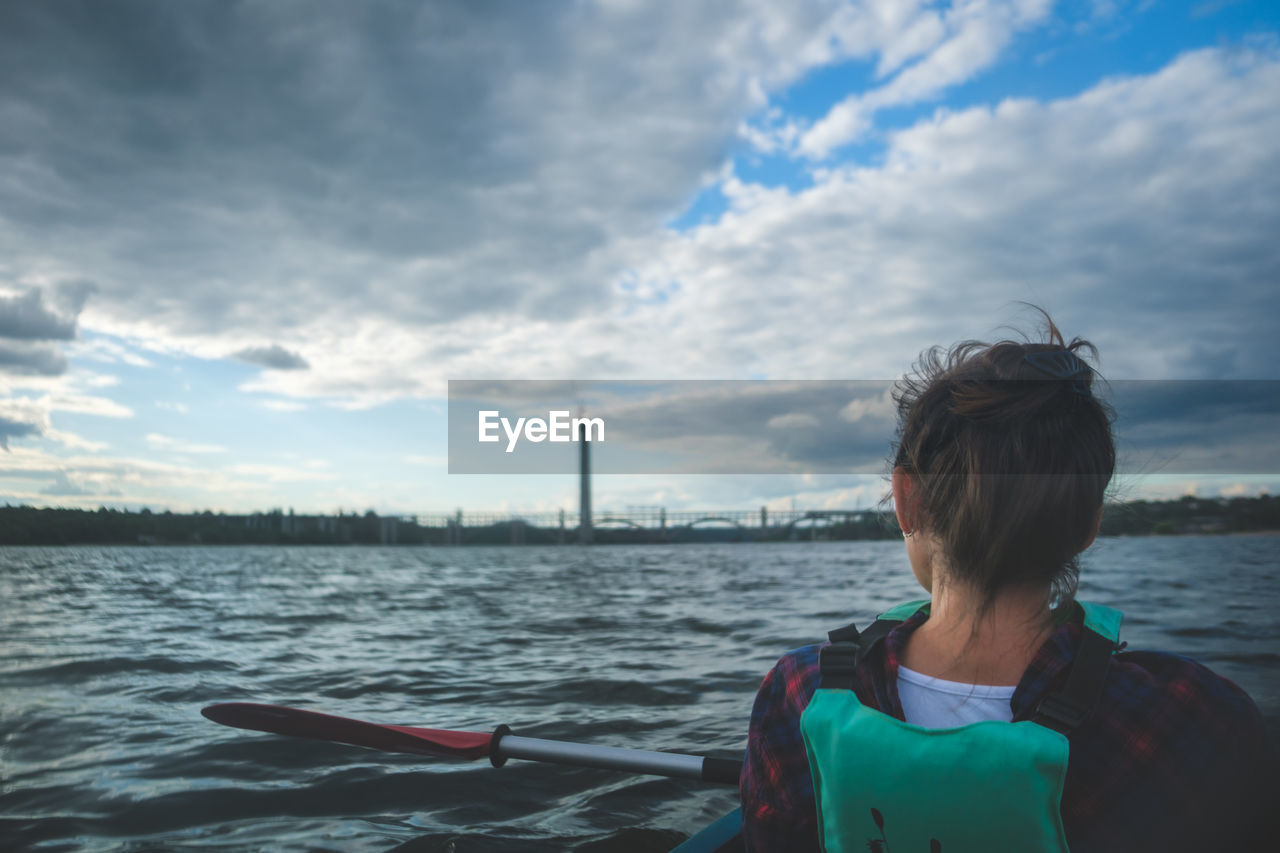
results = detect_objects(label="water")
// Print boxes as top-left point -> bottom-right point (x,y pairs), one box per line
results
2,538 -> 1277,851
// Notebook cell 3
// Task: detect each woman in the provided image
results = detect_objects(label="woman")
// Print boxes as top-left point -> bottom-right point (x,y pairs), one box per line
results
740,318 -> 1276,852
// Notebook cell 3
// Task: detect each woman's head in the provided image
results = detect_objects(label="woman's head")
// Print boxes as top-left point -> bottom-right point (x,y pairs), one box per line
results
890,311 -> 1115,610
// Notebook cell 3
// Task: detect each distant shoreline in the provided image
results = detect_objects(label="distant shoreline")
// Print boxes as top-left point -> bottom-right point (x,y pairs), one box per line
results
1,529 -> 1278,547
1,496 -> 1276,546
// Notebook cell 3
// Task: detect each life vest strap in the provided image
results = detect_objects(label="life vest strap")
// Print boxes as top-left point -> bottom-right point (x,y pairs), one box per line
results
1031,624 -> 1119,735
820,618 -> 902,690
818,643 -> 859,690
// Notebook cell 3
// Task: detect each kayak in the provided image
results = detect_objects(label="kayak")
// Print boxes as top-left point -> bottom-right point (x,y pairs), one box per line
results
670,808 -> 743,853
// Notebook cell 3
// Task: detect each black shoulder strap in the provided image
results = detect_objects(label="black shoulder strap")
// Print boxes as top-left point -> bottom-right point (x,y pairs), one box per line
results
1031,626 -> 1118,735
818,618 -> 902,690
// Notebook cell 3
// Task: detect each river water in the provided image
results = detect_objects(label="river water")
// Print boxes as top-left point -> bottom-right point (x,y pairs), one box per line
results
2,538 -> 1277,851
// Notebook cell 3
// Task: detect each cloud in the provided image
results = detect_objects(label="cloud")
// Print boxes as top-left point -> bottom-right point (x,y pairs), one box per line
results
767,412 -> 821,430
0,342 -> 68,376
797,0 -> 1054,158
0,391 -> 123,451
840,389 -> 895,424
145,433 -> 228,454
233,344 -> 310,371
1108,380 -> 1280,476
621,45 -> 1280,383
0,1 -> 889,397
41,428 -> 107,452
0,288 -> 79,340
41,469 -> 88,496
80,372 -> 121,388
0,285 -> 93,378
0,445 -> 314,509
232,43 -> 1280,408
228,463 -> 334,482
0,280 -> 104,450
71,336 -> 154,367
0,415 -> 41,450
41,393 -> 133,419
0,2 -> 1276,431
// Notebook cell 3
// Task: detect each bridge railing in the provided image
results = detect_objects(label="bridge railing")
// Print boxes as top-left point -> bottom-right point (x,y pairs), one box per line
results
405,508 -> 876,530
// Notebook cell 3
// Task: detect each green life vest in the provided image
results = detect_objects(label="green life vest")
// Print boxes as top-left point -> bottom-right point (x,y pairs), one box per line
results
800,600 -> 1122,853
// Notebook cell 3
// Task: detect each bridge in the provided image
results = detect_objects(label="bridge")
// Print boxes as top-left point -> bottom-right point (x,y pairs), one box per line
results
413,506 -> 870,528
403,506 -> 888,545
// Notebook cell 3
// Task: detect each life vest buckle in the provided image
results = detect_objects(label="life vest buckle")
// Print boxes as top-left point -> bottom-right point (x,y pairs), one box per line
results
1034,694 -> 1088,733
818,643 -> 860,689
819,643 -> 858,676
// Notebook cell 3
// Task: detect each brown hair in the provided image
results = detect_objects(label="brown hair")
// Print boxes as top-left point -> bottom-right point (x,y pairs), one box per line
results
891,310 -> 1116,611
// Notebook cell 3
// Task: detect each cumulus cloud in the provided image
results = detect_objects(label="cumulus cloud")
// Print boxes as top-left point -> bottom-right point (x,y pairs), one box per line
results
41,428 -> 107,452
41,469 -> 89,496
767,412 -> 821,430
0,2 -> 1275,423
40,393 -> 133,419
0,2 -> 846,341
0,285 -> 92,379
798,0 -> 1053,158
71,336 -> 153,367
0,288 -> 79,340
233,344 -> 310,371
0,445 -> 322,509
0,0 -> 926,403
228,463 -> 334,482
0,386 -> 130,453
840,389 -> 896,424
235,43 -> 1280,407
0,415 -> 41,450
0,397 -> 50,451
624,45 -> 1280,382
0,342 -> 68,376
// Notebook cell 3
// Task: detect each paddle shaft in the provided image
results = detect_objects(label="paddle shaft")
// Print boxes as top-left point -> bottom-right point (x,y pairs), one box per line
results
494,731 -> 741,785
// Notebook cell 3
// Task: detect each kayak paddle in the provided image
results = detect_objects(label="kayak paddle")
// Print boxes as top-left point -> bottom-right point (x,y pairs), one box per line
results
201,702 -> 742,785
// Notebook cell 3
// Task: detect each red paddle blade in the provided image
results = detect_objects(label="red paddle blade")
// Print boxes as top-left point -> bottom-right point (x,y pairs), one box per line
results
201,702 -> 494,760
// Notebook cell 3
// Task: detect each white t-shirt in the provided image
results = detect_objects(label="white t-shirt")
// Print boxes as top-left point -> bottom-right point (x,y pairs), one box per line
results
896,664 -> 1016,728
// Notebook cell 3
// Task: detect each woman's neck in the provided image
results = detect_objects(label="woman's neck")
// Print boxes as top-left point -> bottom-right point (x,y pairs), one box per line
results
901,582 -> 1055,686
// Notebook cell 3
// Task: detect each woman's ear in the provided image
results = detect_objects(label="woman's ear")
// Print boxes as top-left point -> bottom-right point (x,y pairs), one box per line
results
892,467 -> 916,534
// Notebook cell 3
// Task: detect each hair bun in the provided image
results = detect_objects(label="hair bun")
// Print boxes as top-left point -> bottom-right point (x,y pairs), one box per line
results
1022,349 -> 1094,397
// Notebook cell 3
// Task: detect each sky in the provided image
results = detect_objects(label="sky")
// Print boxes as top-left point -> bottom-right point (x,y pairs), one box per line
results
1,0 -> 1278,517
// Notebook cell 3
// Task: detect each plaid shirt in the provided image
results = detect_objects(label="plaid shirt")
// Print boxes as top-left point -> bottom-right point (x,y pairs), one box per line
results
741,606 -> 1278,852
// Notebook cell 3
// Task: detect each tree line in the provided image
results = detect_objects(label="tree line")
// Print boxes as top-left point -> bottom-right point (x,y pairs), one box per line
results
0,495 -> 1275,546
